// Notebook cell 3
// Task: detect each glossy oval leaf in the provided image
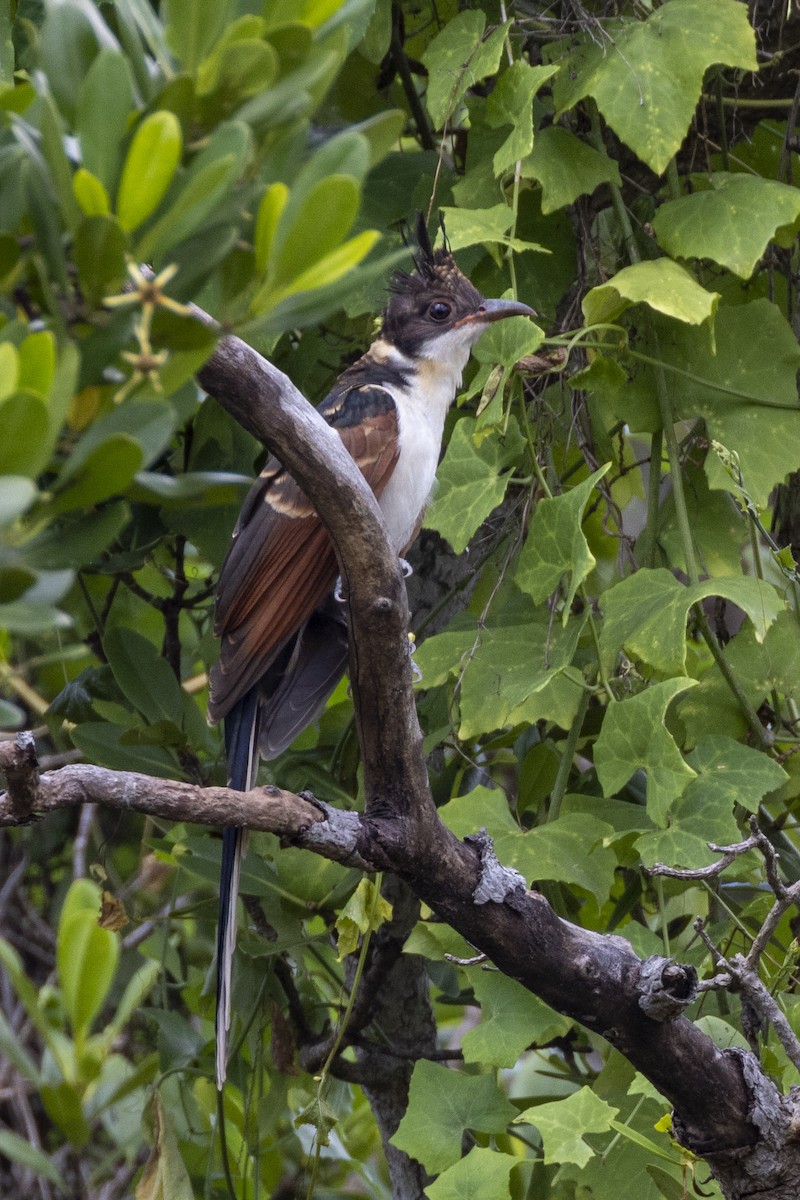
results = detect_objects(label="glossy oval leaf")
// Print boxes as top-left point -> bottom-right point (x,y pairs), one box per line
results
255,181 -> 289,275
116,111 -> 183,233
73,168 -> 111,217
270,173 -> 360,286
50,436 -> 143,514
77,48 -> 136,193
57,879 -> 119,1040
74,214 -> 127,302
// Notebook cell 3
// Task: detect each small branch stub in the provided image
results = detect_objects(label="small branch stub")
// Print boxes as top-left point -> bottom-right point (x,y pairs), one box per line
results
0,731 -> 40,821
638,956 -> 699,1021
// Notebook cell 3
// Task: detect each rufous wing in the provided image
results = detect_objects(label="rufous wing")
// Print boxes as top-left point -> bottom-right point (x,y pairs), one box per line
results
208,383 -> 400,724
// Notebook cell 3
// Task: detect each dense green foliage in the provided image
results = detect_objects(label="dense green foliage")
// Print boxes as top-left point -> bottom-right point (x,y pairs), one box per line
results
2,0 -> 800,1196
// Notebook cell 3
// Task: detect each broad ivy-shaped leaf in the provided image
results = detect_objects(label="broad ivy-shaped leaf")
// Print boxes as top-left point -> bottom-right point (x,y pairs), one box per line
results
594,679 -> 698,826
599,569 -> 783,676
523,126 -> 621,214
505,814 -> 618,903
416,593 -> 585,737
486,61 -> 559,176
554,0 -> 757,174
678,610 -> 800,745
462,971 -> 571,1068
515,1086 -> 619,1168
636,736 -> 787,866
424,1147 -> 520,1200
457,610 -> 583,738
652,174 -> 800,280
421,11 -> 510,128
425,416 -> 523,553
391,1060 -> 516,1175
582,259 -> 718,328
515,465 -> 610,614
439,789 -> 617,903
438,204 -> 514,252
661,301 -> 800,509
686,736 -> 787,813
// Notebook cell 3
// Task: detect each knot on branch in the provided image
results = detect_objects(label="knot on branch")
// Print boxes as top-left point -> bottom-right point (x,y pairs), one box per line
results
638,955 -> 698,1022
0,731 -> 40,821
299,796 -> 376,871
466,829 -> 526,906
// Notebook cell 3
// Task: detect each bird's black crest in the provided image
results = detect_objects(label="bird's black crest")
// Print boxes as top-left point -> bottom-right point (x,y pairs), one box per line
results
393,212 -> 453,293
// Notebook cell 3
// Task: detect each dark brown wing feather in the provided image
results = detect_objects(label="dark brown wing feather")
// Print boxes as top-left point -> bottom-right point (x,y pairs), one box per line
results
208,383 -> 400,724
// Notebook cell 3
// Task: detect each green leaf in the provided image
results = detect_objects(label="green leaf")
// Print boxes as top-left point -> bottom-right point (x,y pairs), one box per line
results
255,181 -> 289,275
599,570 -> 783,677
661,301 -> 800,509
77,48 -> 136,193
135,1094 -> 196,1200
164,0 -> 233,69
391,1060 -> 516,1174
594,679 -> 699,826
270,229 -> 380,302
515,1086 -> 619,1168
652,174 -> 800,280
424,417 -> 521,553
25,504 -> 130,570
678,610 -> 800,745
582,260 -> 719,328
515,466 -> 610,614
486,62 -> 559,176
335,877 -> 393,959
128,470 -> 250,506
74,166 -> 111,219
116,111 -> 183,233
505,814 -> 619,903
50,436 -> 143,514
0,1130 -> 66,1188
0,342 -> 18,401
18,331 -> 56,398
58,400 -> 178,479
0,476 -> 37,526
136,153 -> 238,262
270,174 -> 360,287
461,971 -> 570,1068
421,11 -> 510,129
0,393 -> 51,477
438,204 -> 514,251
41,1081 -> 91,1148
523,125 -> 622,215
0,601 -> 71,635
554,0 -> 757,175
424,1148 -> 520,1200
57,879 -> 119,1040
69,722 -> 183,778
103,626 -> 185,724
636,737 -> 786,867
73,215 -> 127,303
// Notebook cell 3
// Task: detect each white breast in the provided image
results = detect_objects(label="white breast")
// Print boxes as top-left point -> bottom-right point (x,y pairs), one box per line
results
371,325 -> 482,550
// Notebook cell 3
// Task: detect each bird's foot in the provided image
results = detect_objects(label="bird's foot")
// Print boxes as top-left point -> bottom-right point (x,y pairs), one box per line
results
398,557 -> 413,578
334,576 -> 346,603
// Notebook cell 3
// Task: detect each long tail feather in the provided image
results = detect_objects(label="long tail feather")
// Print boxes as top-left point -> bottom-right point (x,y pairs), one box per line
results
216,687 -> 260,1089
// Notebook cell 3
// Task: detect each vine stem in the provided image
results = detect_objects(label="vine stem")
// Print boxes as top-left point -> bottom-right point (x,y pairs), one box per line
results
648,321 -> 772,750
304,873 -> 384,1200
548,686 -> 591,822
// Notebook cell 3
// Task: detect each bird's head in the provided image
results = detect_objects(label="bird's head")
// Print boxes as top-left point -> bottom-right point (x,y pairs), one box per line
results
380,213 -> 535,366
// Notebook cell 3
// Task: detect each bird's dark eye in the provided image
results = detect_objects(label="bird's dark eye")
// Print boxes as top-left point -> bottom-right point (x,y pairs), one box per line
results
428,301 -> 452,321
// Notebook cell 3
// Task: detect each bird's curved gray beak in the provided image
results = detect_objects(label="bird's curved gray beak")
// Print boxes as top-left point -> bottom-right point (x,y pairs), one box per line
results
479,297 -> 537,321
460,297 -> 537,326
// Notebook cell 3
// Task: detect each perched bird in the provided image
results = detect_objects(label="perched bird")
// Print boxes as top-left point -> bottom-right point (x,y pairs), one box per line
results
208,215 -> 535,1086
